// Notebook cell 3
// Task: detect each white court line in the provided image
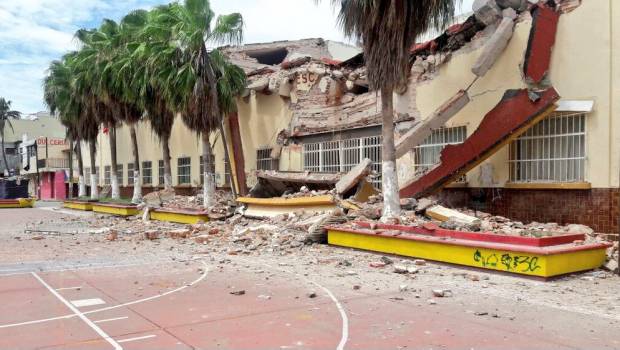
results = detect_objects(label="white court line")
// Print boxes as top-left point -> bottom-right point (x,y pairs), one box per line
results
56,286 -> 83,291
71,298 -> 106,308
237,258 -> 349,350
30,272 -> 122,350
0,262 -> 152,276
117,334 -> 156,343
94,316 -> 129,324
0,261 -> 209,329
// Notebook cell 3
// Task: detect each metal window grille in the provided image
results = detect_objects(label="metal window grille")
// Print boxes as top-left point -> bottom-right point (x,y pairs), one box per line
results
413,126 -> 467,181
158,160 -> 164,186
127,163 -> 134,185
302,135 -> 382,188
257,148 -> 277,170
199,155 -> 215,185
85,167 -> 90,185
223,157 -> 231,186
509,112 -> 586,183
177,157 -> 191,185
104,166 -> 111,185
142,161 -> 152,185
116,164 -> 123,185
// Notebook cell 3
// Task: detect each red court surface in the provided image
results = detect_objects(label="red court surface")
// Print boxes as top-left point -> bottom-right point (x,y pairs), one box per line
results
1,259 -> 619,350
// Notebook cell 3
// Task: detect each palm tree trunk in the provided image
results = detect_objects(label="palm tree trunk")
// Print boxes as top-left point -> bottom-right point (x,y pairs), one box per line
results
218,118 -> 237,200
76,140 -> 86,197
67,137 -> 74,199
162,134 -> 173,190
202,133 -> 216,208
380,87 -> 401,221
89,140 -> 98,199
109,125 -> 120,199
129,124 -> 142,203
1,128 -> 8,175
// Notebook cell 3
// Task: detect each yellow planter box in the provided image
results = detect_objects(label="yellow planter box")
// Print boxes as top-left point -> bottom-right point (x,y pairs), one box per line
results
327,223 -> 611,278
63,200 -> 94,211
0,198 -> 36,208
151,208 -> 210,224
92,203 -> 139,216
237,195 -> 336,218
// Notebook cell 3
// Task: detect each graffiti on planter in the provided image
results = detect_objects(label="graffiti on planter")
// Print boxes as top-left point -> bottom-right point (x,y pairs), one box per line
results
473,250 -> 541,272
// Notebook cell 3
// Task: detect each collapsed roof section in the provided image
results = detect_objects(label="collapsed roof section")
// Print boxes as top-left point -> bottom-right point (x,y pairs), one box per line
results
222,0 -> 579,138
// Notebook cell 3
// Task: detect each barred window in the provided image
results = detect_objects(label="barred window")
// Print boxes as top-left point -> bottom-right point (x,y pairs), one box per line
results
199,155 -> 215,185
85,167 -> 90,185
142,161 -> 152,185
223,157 -> 231,186
104,166 -> 111,185
509,112 -> 586,183
257,148 -> 277,170
413,126 -> 467,180
158,160 -> 164,186
127,163 -> 134,185
116,164 -> 123,185
177,157 -> 191,185
302,135 -> 382,188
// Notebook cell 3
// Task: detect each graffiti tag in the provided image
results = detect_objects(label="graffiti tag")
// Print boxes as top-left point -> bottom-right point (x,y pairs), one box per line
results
473,250 -> 541,273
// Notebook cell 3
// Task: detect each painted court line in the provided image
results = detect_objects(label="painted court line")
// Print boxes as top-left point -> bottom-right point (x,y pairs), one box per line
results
56,286 -> 83,291
30,272 -> 123,350
238,258 -> 349,350
117,334 -> 156,343
0,261 -> 209,329
71,298 -> 106,308
94,316 -> 129,324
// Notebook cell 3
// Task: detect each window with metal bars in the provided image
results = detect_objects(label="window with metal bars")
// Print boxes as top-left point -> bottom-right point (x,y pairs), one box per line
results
413,126 -> 467,181
116,164 -> 123,185
158,160 -> 165,186
302,136 -> 382,188
199,155 -> 215,185
104,166 -> 111,185
142,161 -> 152,185
256,148 -> 277,171
177,157 -> 191,185
509,112 -> 586,183
127,163 -> 134,185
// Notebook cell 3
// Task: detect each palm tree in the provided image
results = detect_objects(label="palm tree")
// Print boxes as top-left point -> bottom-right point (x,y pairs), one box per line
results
143,0 -> 243,207
73,23 -> 124,200
327,0 -> 457,220
0,98 -> 21,175
105,10 -> 149,203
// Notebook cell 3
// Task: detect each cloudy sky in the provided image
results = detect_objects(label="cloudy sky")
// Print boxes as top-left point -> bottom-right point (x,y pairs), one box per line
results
0,0 -> 474,114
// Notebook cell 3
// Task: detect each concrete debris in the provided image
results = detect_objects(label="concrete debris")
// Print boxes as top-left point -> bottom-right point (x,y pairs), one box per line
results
230,290 -> 246,296
471,16 -> 515,77
335,158 -> 372,195
426,205 -> 481,226
432,289 -> 453,297
395,90 -> 470,159
473,0 -> 503,25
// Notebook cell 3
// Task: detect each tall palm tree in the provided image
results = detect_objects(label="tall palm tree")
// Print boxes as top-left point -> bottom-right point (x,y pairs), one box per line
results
105,10 -> 149,203
328,0 -> 457,220
0,98 -> 21,175
74,23 -> 124,199
44,60 -> 78,198
144,0 -> 243,207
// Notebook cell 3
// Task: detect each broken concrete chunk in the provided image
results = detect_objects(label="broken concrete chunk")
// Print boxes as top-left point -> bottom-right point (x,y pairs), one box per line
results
432,289 -> 452,297
230,290 -> 246,296
427,205 -> 481,227
395,90 -> 470,159
502,7 -> 518,20
472,16 -> 515,77
335,158 -> 372,195
247,78 -> 269,92
604,259 -> 618,273
496,0 -> 527,11
473,0 -> 502,26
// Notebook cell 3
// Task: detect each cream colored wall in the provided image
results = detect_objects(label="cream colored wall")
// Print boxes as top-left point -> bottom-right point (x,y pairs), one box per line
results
400,1 -> 617,189
80,114 -> 228,189
236,92 -> 293,185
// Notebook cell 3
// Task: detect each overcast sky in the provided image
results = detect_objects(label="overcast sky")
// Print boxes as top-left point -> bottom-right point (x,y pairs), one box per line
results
0,0 -> 475,114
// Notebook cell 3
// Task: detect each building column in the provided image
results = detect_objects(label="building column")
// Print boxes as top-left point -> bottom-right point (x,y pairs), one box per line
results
228,112 -> 248,196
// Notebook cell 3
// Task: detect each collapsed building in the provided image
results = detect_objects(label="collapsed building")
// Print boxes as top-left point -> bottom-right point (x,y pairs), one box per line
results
78,0 -> 620,234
